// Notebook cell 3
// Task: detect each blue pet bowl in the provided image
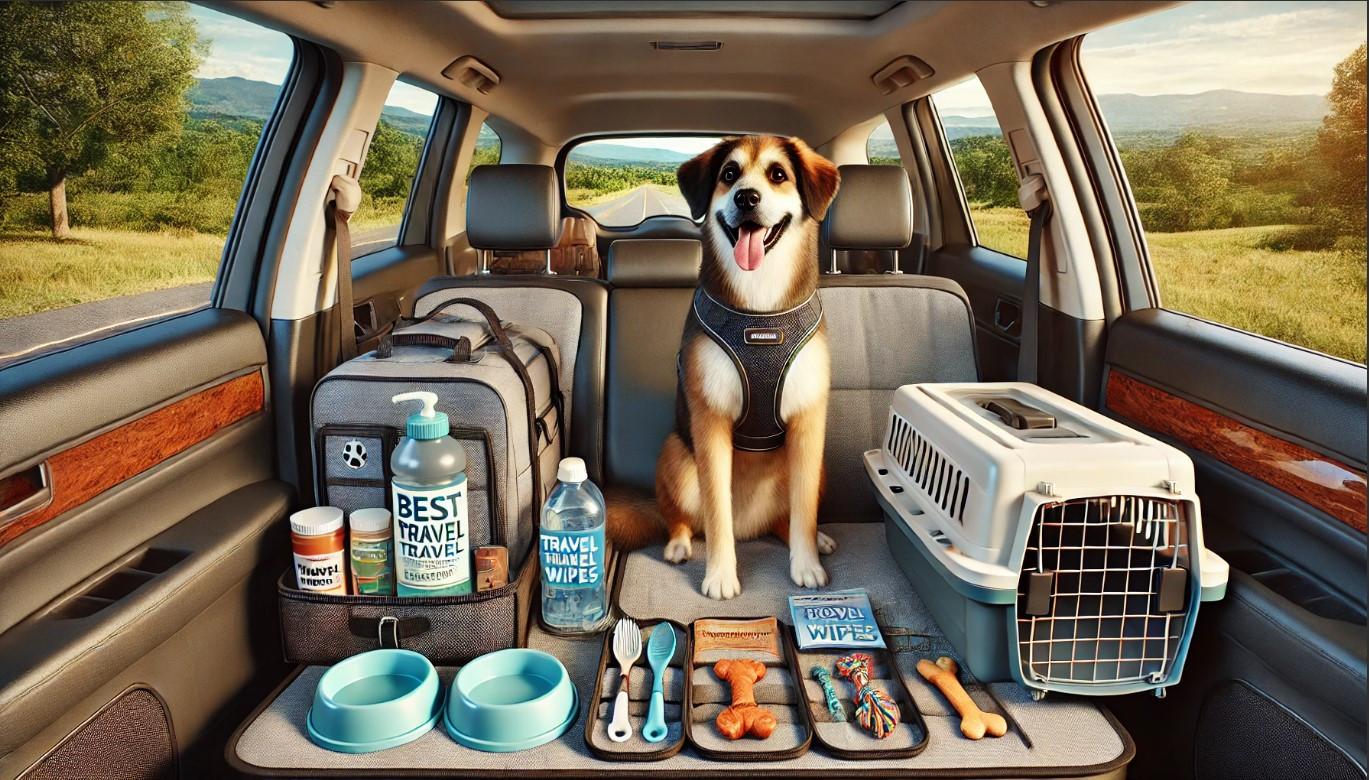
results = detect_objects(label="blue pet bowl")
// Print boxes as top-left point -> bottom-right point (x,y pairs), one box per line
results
308,649 -> 443,753
445,648 -> 578,752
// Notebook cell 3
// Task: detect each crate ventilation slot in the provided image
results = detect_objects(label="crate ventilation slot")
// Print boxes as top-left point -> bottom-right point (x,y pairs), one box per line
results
886,413 -> 970,522
1016,496 -> 1191,687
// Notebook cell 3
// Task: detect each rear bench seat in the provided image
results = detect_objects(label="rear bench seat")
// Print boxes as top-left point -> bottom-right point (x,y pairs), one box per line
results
603,164 -> 978,521
413,164 -> 609,482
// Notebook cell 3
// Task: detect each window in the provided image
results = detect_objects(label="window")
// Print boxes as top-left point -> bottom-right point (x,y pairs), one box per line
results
934,78 -> 1029,259
1084,2 -> 1367,363
353,81 -> 437,257
867,119 -> 901,165
564,136 -> 722,227
466,121 -> 501,180
0,2 -> 290,366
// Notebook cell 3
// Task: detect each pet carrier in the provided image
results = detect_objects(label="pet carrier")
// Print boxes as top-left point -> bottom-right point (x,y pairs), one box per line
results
866,382 -> 1228,698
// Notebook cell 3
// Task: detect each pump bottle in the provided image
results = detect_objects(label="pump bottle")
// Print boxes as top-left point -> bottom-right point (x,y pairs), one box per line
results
391,392 -> 471,596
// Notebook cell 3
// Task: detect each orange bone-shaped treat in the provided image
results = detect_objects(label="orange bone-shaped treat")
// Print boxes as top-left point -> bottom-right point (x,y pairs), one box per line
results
713,659 -> 778,740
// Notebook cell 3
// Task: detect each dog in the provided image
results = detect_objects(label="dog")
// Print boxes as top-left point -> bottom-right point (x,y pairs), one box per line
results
608,135 -> 840,600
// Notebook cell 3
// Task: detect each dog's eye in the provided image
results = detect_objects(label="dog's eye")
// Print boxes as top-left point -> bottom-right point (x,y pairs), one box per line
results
768,165 -> 787,184
720,165 -> 738,184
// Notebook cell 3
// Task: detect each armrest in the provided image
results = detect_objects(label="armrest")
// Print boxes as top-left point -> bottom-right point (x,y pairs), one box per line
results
0,481 -> 291,756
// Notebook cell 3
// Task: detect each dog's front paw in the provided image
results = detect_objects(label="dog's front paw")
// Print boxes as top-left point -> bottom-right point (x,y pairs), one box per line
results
701,565 -> 742,600
817,530 -> 837,555
791,553 -> 829,589
663,536 -> 693,563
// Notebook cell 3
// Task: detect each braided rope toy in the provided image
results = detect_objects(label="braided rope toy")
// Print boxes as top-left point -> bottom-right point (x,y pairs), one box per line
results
836,653 -> 900,739
810,666 -> 845,722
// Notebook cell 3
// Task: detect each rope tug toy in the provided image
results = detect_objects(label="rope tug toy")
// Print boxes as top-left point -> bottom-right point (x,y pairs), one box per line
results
835,653 -> 900,739
810,666 -> 845,722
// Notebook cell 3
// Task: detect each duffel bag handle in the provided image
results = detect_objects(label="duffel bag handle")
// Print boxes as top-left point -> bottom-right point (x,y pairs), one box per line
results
377,331 -> 475,363
420,298 -> 517,352
348,615 -> 432,649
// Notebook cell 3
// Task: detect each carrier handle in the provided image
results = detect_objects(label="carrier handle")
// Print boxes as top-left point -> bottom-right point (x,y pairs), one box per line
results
377,332 -> 478,363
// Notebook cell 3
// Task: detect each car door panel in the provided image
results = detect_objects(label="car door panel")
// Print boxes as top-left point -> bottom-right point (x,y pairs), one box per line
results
349,245 -> 443,345
925,243 -> 1025,381
0,309 -> 292,779
1100,307 -> 1367,778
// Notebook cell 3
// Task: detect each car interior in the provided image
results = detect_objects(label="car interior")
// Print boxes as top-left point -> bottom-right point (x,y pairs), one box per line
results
0,1 -> 1364,779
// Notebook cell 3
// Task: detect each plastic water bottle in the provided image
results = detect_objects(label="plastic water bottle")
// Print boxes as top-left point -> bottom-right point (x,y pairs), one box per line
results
540,457 -> 611,634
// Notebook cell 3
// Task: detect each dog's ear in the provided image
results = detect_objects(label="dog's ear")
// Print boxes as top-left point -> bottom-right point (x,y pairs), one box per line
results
783,137 -> 840,222
677,139 -> 735,221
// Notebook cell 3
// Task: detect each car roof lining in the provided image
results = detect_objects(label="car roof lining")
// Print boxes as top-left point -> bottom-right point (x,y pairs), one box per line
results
218,0 -> 1178,149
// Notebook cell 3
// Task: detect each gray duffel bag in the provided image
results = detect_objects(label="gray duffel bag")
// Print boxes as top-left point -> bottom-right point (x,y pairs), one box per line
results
281,297 -> 563,664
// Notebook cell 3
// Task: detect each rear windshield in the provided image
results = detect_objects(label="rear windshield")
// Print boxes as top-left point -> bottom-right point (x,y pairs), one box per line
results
563,136 -> 723,227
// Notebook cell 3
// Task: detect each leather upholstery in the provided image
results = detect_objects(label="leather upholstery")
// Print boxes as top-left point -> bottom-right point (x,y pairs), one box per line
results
821,165 -> 913,250
607,239 -> 702,288
492,216 -> 600,277
466,164 -> 560,250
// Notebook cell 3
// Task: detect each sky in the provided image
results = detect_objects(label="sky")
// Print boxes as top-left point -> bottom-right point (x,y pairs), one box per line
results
190,1 -> 1366,127
189,4 -> 437,116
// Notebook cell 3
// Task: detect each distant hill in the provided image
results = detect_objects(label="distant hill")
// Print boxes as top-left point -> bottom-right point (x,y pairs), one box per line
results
569,143 -> 692,164
189,77 -> 434,136
189,79 -> 1330,154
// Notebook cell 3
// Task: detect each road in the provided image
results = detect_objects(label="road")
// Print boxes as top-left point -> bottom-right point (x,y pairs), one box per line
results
349,224 -> 401,258
585,186 -> 691,225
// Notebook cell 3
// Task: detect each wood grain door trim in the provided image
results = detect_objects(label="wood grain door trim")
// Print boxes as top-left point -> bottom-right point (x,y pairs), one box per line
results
1105,371 -> 1367,533
0,371 -> 265,547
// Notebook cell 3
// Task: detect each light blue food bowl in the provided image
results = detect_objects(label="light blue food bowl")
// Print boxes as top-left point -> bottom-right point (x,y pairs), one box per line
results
308,649 -> 443,753
445,648 -> 578,752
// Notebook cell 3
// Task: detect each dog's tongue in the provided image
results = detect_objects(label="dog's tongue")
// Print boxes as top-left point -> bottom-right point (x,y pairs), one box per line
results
733,224 -> 765,271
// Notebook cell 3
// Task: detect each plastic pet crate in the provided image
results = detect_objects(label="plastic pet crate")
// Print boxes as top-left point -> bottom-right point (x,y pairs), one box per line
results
865,382 -> 1228,698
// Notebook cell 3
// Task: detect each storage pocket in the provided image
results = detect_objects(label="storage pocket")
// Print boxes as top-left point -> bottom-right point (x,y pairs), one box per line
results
583,619 -> 690,761
276,551 -> 539,665
796,647 -> 929,759
683,617 -> 813,761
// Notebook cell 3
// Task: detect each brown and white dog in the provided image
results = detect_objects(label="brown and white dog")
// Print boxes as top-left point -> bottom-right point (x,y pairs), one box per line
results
608,136 -> 840,600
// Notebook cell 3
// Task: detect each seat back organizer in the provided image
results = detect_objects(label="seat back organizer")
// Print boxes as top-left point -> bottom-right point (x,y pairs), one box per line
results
228,168 -> 1227,778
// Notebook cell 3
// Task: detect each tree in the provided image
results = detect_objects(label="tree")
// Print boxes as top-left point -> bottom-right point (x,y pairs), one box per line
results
1315,44 -> 1366,238
0,2 -> 203,239
948,135 -> 1019,208
359,119 -> 424,199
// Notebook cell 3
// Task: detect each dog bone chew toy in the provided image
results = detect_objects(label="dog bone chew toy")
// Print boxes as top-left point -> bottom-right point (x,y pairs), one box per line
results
713,659 -> 778,740
835,653 -> 900,739
811,666 -> 845,722
915,656 -> 1008,740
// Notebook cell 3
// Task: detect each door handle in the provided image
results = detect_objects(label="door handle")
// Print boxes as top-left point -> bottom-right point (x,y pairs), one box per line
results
993,298 -> 1021,337
0,462 -> 53,529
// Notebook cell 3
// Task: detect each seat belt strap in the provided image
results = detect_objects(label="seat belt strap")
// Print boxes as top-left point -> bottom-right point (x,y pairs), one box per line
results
1017,174 -> 1051,385
329,175 -> 362,362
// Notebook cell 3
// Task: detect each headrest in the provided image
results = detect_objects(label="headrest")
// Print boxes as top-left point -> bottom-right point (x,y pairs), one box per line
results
607,239 -> 702,288
466,164 -> 560,250
821,165 -> 913,250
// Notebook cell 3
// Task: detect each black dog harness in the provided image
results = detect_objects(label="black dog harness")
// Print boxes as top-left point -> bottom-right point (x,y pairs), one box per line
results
683,287 -> 824,452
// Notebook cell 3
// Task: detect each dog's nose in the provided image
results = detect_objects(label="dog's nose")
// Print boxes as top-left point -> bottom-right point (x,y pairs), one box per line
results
734,188 -> 761,210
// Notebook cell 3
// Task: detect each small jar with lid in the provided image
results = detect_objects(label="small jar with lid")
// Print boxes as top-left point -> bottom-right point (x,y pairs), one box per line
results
291,506 -> 347,594
349,508 -> 395,596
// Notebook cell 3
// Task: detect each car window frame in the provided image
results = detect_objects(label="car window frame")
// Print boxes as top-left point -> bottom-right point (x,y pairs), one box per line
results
555,132 -> 733,231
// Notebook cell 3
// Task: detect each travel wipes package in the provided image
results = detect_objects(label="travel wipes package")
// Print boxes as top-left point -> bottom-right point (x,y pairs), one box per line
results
789,590 -> 887,651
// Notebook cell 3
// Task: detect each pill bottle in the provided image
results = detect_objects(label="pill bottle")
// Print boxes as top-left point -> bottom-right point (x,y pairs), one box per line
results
291,506 -> 347,594
350,508 -> 395,596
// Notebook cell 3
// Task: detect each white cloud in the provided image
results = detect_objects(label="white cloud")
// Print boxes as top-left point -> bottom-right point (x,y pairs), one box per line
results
386,82 -> 439,116
934,1 -> 1366,116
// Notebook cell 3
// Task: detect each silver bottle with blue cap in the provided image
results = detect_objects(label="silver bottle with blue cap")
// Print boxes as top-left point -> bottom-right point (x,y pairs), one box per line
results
391,391 -> 471,597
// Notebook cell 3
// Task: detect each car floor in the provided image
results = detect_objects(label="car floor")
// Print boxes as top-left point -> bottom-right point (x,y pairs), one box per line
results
231,523 -> 1132,777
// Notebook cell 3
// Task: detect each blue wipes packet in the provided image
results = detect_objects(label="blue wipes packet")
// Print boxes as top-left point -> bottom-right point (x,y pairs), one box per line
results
789,589 -> 887,650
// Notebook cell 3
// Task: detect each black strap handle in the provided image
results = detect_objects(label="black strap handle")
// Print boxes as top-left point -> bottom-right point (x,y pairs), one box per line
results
347,615 -> 432,648
377,331 -> 476,363
421,298 -> 518,352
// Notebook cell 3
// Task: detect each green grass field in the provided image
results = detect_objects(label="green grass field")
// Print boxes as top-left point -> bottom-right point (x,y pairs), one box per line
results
0,209 -> 1363,363
0,229 -> 222,319
971,206 -> 1367,363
